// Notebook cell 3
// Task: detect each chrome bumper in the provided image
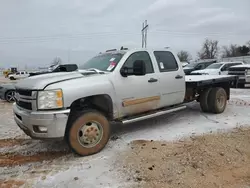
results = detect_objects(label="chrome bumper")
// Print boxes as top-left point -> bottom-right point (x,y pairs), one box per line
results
13,103 -> 70,140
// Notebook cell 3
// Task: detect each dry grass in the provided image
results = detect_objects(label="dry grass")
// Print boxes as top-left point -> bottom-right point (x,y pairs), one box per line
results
119,127 -> 250,188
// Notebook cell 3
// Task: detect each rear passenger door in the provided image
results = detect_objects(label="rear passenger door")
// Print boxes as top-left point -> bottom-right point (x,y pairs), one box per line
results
153,51 -> 185,107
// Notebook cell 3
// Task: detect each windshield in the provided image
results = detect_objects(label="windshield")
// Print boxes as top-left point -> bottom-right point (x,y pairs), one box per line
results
79,53 -> 124,72
185,63 -> 197,68
206,63 -> 223,69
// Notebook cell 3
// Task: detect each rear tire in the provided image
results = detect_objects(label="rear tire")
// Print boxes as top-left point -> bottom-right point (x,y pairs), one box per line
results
207,87 -> 227,114
199,88 -> 212,112
66,109 -> 110,156
10,77 -> 15,80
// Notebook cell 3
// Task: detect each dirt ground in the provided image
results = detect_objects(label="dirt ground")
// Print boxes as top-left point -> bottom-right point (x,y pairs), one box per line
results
119,127 -> 250,188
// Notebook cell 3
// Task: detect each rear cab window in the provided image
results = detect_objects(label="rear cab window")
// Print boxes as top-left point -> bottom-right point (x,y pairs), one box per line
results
153,51 -> 178,72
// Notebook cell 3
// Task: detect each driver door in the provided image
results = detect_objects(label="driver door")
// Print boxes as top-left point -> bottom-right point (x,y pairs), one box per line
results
114,51 -> 160,117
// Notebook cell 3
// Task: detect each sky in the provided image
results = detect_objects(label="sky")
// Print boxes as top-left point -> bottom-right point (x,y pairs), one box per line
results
0,0 -> 249,69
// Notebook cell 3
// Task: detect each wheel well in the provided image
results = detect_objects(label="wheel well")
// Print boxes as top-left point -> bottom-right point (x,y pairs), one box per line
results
68,94 -> 114,120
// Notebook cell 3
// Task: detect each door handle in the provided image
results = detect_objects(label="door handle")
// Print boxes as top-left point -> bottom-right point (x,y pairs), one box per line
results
148,78 -> 158,83
175,75 -> 183,79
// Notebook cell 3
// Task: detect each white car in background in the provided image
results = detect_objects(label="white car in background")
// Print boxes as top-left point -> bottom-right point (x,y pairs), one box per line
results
181,61 -> 189,67
190,62 -> 244,75
8,71 -> 30,80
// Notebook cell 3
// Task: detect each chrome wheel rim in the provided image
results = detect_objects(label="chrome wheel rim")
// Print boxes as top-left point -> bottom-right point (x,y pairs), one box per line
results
6,91 -> 15,102
77,121 -> 103,148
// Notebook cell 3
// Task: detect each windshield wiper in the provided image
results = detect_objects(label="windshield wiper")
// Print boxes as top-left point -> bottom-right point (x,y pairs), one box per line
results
85,68 -> 106,74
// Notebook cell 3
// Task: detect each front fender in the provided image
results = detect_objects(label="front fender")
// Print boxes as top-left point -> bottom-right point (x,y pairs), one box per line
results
44,76 -> 118,116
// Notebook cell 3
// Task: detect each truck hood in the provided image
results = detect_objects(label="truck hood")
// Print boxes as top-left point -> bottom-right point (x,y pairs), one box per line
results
191,69 -> 219,75
15,72 -> 84,90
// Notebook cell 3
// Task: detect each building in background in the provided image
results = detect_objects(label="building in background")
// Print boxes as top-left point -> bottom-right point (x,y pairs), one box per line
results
219,55 -> 250,64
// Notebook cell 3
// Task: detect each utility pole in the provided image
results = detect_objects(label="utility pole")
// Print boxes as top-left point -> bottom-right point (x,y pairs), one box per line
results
141,20 -> 149,48
67,48 -> 71,63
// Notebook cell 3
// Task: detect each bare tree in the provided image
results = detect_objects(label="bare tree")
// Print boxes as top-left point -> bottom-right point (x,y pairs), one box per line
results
222,44 -> 239,58
197,39 -> 219,59
247,41 -> 250,48
177,50 -> 192,62
237,45 -> 250,56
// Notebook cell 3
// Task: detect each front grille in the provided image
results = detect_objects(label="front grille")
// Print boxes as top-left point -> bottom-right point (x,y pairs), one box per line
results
16,89 -> 32,96
228,71 -> 245,76
191,73 -> 202,75
229,67 -> 246,72
16,100 -> 32,110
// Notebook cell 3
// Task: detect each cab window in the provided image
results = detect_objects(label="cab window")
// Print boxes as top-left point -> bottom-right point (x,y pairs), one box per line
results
154,51 -> 178,72
122,51 -> 154,74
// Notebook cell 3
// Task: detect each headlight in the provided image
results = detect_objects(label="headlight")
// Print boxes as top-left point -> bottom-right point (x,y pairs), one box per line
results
37,89 -> 63,110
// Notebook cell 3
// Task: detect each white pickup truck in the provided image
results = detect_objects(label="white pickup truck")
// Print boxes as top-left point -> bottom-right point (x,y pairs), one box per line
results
8,71 -> 29,80
13,48 -> 238,156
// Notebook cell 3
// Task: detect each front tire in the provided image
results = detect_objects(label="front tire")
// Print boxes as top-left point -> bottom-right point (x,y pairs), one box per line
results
67,110 -> 110,156
10,77 -> 15,80
207,87 -> 227,114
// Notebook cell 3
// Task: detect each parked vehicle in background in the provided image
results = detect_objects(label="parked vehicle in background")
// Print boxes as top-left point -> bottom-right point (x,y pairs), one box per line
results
3,67 -> 18,78
183,59 -> 217,75
29,64 -> 78,77
228,64 -> 250,88
13,48 -> 237,156
0,83 -> 16,102
181,61 -> 189,67
8,71 -> 29,80
191,62 -> 244,75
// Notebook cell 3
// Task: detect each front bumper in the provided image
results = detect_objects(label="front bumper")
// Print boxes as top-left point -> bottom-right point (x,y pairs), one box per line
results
13,103 -> 70,140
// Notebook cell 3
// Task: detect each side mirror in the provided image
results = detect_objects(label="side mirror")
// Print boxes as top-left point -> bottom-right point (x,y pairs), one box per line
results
120,60 -> 146,77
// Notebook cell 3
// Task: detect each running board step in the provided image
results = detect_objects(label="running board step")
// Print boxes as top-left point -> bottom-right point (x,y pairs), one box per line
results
122,106 -> 186,124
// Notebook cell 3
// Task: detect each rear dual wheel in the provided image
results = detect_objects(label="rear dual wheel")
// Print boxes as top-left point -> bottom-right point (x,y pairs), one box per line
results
200,87 -> 227,114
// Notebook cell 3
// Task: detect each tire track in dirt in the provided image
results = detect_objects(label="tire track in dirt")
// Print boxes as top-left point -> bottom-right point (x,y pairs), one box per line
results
0,179 -> 25,188
0,138 -> 27,148
0,138 -> 70,167
0,151 -> 69,167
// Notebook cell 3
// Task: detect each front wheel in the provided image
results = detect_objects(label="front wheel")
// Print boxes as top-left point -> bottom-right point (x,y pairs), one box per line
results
9,77 -> 15,80
67,110 -> 110,156
5,90 -> 16,103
